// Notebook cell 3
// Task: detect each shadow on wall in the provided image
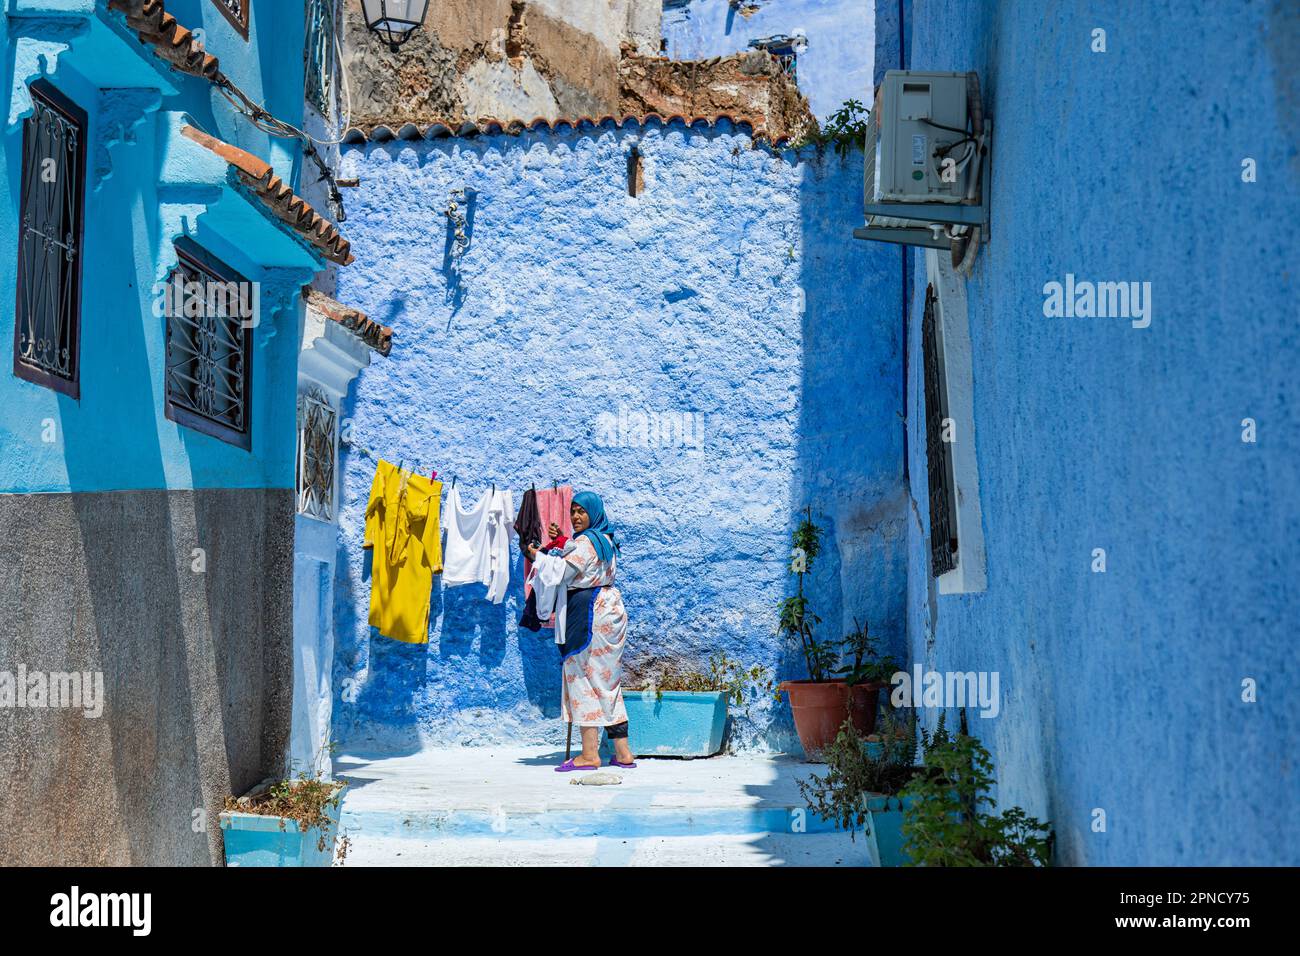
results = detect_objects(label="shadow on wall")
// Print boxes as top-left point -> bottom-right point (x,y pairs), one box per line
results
330,481 -> 427,759
782,142 -> 907,728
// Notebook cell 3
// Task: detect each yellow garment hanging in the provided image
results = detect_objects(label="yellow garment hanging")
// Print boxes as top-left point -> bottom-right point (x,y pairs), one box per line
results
364,459 -> 443,644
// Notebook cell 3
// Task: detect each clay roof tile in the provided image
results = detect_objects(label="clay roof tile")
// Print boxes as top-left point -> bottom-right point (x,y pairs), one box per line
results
180,126 -> 353,265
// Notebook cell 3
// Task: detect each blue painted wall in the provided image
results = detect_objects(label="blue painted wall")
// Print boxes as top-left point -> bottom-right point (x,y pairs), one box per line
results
0,1 -> 318,495
662,0 -> 874,119
900,0 -> 1298,864
332,121 -> 905,753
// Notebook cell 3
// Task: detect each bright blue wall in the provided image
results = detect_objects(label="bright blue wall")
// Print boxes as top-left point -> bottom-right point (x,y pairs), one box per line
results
901,0 -> 1298,865
0,1 -> 316,494
332,121 -> 905,752
662,0 -> 874,119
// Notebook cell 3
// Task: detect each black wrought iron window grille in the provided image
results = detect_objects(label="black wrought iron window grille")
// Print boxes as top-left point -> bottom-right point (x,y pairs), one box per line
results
305,0 -> 339,121
13,80 -> 87,399
297,386 -> 337,521
163,239 -> 253,450
210,0 -> 250,39
922,283 -> 959,577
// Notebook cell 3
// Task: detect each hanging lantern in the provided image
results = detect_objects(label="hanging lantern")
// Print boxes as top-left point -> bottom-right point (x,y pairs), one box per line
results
360,0 -> 430,51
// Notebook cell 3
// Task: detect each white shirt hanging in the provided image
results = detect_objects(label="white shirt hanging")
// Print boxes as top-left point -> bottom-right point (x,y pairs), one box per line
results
528,545 -> 579,646
442,485 -> 515,603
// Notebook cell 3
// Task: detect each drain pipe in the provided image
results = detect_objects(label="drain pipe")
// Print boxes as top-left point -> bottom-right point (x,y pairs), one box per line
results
898,0 -> 910,483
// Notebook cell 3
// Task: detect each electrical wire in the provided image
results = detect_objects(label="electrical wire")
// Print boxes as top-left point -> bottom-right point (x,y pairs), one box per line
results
209,1 -> 355,220
918,116 -> 970,137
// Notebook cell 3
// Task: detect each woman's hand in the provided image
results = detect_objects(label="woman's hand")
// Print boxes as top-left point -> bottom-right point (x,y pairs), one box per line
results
523,542 -> 538,562
548,522 -> 561,540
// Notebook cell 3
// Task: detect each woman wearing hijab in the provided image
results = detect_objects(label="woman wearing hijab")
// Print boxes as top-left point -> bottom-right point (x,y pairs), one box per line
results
522,491 -> 633,771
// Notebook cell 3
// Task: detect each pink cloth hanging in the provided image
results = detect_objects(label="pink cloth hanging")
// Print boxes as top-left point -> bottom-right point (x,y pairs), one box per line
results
536,485 -> 574,544
524,485 -> 574,625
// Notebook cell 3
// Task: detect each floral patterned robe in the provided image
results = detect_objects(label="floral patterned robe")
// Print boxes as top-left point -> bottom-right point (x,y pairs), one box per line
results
560,535 -> 628,727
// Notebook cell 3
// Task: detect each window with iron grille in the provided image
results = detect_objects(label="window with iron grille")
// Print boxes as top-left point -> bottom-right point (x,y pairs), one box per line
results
922,282 -> 959,576
13,80 -> 87,399
297,386 -> 337,521
163,239 -> 253,450
210,0 -> 250,39
305,0 -> 338,121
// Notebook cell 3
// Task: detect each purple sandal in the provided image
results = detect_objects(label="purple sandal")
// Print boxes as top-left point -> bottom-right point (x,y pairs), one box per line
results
555,758 -> 600,773
608,758 -> 637,769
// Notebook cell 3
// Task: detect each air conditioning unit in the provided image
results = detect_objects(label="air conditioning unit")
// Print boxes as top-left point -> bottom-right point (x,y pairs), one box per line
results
854,71 -> 991,273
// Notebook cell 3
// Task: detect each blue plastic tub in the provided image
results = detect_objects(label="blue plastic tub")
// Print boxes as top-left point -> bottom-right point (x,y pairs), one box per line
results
616,689 -> 729,757
865,795 -> 915,867
219,785 -> 346,867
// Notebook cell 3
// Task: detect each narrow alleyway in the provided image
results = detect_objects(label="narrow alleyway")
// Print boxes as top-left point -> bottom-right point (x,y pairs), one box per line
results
336,749 -> 870,867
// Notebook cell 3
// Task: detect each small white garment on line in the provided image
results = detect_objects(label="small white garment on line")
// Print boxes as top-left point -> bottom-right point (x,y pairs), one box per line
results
528,546 -> 578,646
442,485 -> 515,603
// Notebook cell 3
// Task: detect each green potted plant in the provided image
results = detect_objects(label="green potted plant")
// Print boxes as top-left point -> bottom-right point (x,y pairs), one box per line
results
833,618 -> 900,736
620,652 -> 772,757
777,508 -> 847,758
900,721 -> 1054,866
797,712 -> 921,866
219,771 -> 349,867
799,711 -> 1054,867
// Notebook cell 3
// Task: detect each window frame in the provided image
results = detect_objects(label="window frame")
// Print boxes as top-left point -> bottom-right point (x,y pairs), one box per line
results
209,0 -> 251,40
163,237 -> 254,451
13,79 -> 87,400
921,248 -> 988,595
922,280 -> 959,577
296,384 -> 338,522
304,0 -> 338,121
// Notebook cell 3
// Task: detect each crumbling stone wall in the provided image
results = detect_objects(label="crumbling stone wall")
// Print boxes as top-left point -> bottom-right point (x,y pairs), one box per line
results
341,0 -> 813,140
619,48 -> 814,141
342,0 -> 662,126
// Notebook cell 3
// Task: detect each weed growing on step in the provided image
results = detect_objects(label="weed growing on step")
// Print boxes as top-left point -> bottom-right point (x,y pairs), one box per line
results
224,773 -> 348,859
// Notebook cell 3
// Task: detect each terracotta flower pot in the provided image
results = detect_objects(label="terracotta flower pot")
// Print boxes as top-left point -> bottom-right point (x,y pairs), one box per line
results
847,681 -> 884,736
779,679 -> 849,759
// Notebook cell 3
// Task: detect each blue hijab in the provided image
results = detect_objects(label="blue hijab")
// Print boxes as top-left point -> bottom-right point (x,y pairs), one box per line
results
572,491 -> 620,564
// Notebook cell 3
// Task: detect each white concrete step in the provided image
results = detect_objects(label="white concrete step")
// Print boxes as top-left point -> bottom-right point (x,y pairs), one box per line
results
343,831 -> 871,867
334,746 -> 868,866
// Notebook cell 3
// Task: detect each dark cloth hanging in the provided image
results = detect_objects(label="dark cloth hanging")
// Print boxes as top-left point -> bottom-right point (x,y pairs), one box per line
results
518,539 -> 572,632
519,588 -> 544,631
513,487 -> 542,550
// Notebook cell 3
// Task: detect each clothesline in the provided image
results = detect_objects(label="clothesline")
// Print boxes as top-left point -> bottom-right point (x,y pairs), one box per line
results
363,459 -> 577,642
350,445 -> 569,500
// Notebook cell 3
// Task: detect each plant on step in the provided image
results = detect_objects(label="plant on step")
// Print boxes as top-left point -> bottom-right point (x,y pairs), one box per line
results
899,721 -> 1054,867
796,712 -> 919,841
780,507 -> 830,680
223,771 -> 348,859
833,618 -> 902,687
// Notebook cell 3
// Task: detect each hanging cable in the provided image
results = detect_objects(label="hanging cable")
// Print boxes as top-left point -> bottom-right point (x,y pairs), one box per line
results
207,0 -> 355,222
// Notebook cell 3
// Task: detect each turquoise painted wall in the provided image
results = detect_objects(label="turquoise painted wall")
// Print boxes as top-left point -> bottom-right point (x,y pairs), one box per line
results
0,0 -> 321,495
